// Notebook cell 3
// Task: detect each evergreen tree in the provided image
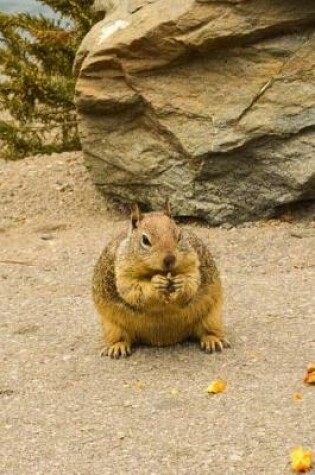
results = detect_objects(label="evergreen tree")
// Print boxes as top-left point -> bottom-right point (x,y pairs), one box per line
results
0,0 -> 96,159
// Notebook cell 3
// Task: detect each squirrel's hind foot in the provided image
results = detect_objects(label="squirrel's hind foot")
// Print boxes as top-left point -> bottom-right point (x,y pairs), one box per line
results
200,335 -> 231,354
100,342 -> 132,359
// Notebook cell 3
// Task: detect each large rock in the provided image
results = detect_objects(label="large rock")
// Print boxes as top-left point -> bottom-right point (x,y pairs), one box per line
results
75,0 -> 315,224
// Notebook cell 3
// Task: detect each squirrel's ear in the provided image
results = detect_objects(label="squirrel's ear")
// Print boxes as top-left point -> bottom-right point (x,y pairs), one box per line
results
131,203 -> 142,229
163,198 -> 171,218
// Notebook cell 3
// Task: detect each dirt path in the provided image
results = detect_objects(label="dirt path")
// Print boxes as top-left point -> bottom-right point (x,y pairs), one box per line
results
0,152 -> 314,475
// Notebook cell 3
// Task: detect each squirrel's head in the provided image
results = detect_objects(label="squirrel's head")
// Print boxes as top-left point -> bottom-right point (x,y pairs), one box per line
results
125,201 -> 197,275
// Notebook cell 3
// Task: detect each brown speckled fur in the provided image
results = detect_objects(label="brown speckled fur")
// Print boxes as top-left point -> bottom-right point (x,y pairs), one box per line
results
92,207 -> 229,358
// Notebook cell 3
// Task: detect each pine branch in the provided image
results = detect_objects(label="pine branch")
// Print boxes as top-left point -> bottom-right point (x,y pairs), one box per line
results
0,2 -> 96,159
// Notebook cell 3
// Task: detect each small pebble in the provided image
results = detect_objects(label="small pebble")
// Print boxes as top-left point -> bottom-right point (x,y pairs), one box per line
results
40,234 -> 54,241
221,223 -> 233,230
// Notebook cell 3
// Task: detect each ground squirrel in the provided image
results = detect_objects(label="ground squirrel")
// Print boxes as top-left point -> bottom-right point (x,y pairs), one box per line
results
93,202 -> 230,358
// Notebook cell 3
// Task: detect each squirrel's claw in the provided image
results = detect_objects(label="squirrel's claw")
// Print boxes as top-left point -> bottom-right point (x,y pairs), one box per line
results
101,342 -> 132,359
222,338 -> 231,349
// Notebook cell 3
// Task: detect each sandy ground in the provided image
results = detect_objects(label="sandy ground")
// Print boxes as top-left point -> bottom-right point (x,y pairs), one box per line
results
0,152 -> 314,475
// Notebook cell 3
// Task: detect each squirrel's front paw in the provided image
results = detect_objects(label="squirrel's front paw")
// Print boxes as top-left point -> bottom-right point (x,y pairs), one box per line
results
101,342 -> 132,359
151,274 -> 171,294
171,275 -> 185,293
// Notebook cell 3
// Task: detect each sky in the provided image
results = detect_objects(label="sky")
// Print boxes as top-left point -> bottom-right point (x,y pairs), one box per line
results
1,0 -> 55,16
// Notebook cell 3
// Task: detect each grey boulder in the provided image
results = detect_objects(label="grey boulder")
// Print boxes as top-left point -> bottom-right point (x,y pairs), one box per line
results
75,0 -> 315,224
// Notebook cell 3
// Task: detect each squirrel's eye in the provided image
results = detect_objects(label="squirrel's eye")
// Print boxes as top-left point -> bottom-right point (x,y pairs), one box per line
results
141,234 -> 151,247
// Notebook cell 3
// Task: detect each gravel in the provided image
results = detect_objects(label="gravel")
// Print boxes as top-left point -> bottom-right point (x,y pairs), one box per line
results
0,152 -> 314,475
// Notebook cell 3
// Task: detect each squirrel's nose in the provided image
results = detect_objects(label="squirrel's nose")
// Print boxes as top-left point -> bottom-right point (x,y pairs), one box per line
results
163,253 -> 176,269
